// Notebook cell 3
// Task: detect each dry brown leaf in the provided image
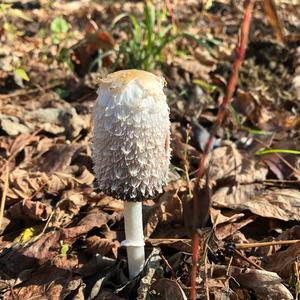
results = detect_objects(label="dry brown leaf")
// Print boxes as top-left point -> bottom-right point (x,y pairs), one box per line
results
194,47 -> 217,67
34,143 -> 84,174
146,238 -> 191,253
144,189 -> 183,239
262,241 -> 300,279
277,225 -> 300,241
25,107 -> 86,139
6,255 -> 79,300
50,190 -> 88,228
8,199 -> 52,221
1,231 -> 61,276
213,188 -> 300,221
61,211 -> 110,241
150,278 -> 188,300
232,267 -> 293,299
0,114 -> 32,136
1,211 -> 112,277
212,208 -> 258,240
95,290 -> 126,300
96,195 -> 124,212
209,265 -> 293,299
85,235 -> 119,258
173,56 -> 211,82
210,208 -> 245,226
5,167 -> 94,203
73,23 -> 114,77
0,133 -> 40,172
208,143 -> 268,183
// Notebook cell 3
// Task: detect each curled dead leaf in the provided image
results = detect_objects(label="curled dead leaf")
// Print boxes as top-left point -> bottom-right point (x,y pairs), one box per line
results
150,278 -> 187,300
213,188 -> 300,221
8,200 -> 52,221
262,241 -> 300,279
5,167 -> 94,203
86,235 -> 119,259
34,143 -> 84,174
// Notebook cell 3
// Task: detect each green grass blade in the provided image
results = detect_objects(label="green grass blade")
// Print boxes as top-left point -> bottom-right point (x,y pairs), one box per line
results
256,149 -> 300,155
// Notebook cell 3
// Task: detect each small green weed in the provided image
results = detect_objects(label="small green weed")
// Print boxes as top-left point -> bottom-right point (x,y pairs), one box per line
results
50,16 -> 75,71
0,3 -> 32,86
112,2 -> 177,70
0,3 -> 32,40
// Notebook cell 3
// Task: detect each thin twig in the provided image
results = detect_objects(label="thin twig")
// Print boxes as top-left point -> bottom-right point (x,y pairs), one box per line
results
147,238 -> 300,250
233,249 -> 264,270
146,238 -> 191,244
233,239 -> 300,249
0,82 -> 61,100
191,1 -> 254,299
165,0 -> 176,26
40,209 -> 56,235
0,164 -> 9,230
161,253 -> 177,279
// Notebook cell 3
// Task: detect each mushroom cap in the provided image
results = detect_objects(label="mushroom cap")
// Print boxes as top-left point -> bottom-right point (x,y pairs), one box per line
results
92,69 -> 170,201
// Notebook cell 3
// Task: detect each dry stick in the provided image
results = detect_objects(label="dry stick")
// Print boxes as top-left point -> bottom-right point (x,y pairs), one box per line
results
0,164 -> 9,230
262,0 -> 285,43
233,249 -> 264,270
165,0 -> 176,26
147,238 -> 300,249
190,1 -> 254,299
233,239 -> 300,249
0,82 -> 61,100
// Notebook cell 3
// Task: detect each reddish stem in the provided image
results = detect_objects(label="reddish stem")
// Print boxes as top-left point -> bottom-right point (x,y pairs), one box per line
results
190,1 -> 254,299
165,0 -> 176,26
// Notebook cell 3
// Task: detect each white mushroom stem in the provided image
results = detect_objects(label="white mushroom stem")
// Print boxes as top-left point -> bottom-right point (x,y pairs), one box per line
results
121,202 -> 145,279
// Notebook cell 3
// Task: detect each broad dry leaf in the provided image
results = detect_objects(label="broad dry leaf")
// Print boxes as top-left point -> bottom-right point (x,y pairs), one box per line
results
210,208 -> 245,226
6,255 -> 79,300
0,133 -> 40,172
150,278 -> 188,300
213,188 -> 300,221
61,211 -> 110,241
86,235 -> 119,258
5,167 -> 94,203
262,241 -> 300,279
232,267 -> 293,299
0,231 -> 61,276
34,143 -> 84,174
146,238 -> 191,253
208,143 -> 268,183
0,114 -> 32,136
25,107 -> 86,139
144,189 -> 183,239
8,199 -> 52,221
95,291 -> 126,300
210,208 -> 258,240
173,56 -> 211,82
50,190 -> 88,228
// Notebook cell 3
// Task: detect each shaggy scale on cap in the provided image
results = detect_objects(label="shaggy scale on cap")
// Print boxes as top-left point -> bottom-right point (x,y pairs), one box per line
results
92,69 -> 170,201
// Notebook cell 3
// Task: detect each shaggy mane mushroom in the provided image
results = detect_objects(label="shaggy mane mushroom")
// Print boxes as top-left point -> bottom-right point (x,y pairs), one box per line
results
92,69 -> 170,278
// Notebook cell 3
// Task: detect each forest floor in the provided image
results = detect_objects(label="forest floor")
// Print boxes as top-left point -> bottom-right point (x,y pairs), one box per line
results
0,0 -> 300,299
